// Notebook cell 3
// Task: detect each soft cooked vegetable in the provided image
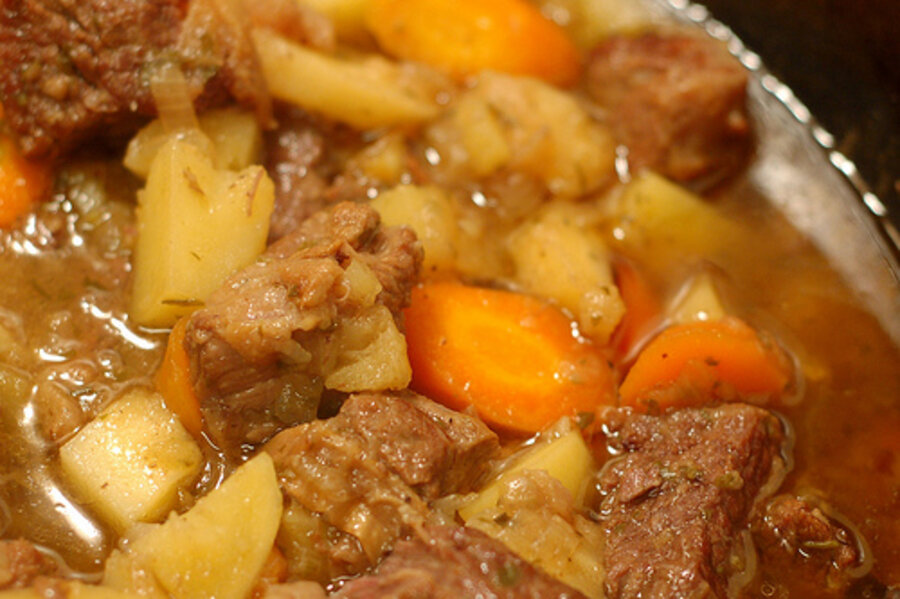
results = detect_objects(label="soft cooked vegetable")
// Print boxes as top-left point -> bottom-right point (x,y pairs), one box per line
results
124,108 -> 263,179
154,317 -> 203,438
321,303 -> 413,392
610,258 -> 662,363
0,134 -> 49,228
0,582 -> 137,598
508,203 -> 625,343
366,0 -> 581,86
299,0 -> 370,40
610,171 -> 745,259
537,0 -> 656,48
59,388 -> 203,533
619,317 -> 794,410
130,136 -> 275,327
404,282 -> 616,433
370,184 -> 460,272
104,453 -> 282,599
252,30 -> 439,130
426,71 -> 616,197
669,270 -> 728,324
459,425 -> 594,521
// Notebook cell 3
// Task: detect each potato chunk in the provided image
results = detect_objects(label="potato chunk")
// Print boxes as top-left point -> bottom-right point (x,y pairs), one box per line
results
427,71 -> 616,197
130,136 -> 275,327
124,108 -> 263,179
508,203 -> 624,343
459,425 -> 594,521
252,30 -> 438,129
371,184 -> 460,273
59,388 -> 202,533
107,453 -> 282,599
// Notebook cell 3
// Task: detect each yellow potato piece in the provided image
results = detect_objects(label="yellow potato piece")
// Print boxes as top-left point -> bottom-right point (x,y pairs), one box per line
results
59,388 -> 202,533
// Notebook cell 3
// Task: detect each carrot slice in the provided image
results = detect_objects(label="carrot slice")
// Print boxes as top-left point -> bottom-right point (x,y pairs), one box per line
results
154,316 -> 203,438
0,136 -> 50,228
366,0 -> 581,86
404,282 -> 616,433
610,259 -> 662,365
619,317 -> 793,411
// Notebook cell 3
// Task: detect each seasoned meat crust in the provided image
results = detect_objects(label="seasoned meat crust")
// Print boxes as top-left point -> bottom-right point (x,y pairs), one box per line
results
586,34 -> 751,186
752,494 -> 863,596
333,524 -> 590,599
597,404 -> 787,599
0,539 -> 57,589
0,0 -> 270,157
185,202 -> 422,453
265,391 -> 500,566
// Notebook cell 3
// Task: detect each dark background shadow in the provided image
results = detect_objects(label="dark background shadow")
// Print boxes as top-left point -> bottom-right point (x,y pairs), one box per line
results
697,0 -> 900,226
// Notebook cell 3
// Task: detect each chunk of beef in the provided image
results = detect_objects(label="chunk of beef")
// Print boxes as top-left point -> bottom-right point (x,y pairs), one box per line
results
0,0 -> 270,158
597,404 -> 787,599
752,494 -> 864,596
334,524 -> 589,599
264,107 -> 368,242
0,539 -> 57,589
586,34 -> 751,186
185,202 -> 422,452
265,391 -> 500,566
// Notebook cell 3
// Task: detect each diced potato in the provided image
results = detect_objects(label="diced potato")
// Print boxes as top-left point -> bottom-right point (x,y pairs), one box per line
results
299,0 -> 370,40
538,0 -> 657,48
447,94 -> 511,178
118,453 -> 282,599
0,582 -> 139,599
130,137 -> 275,327
429,72 -> 615,197
370,184 -> 459,272
252,30 -> 438,129
459,426 -> 594,521
351,133 -> 409,184
670,271 -> 728,324
124,108 -> 262,179
59,389 -> 202,533
466,475 -> 605,599
610,171 -> 745,259
508,203 -> 624,343
102,547 -> 168,598
323,304 -> 412,391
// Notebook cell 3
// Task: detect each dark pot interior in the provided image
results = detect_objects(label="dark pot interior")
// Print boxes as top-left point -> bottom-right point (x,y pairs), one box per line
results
697,0 -> 900,228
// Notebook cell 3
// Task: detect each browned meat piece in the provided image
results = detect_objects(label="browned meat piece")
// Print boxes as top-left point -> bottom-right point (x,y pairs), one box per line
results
333,524 -> 590,599
586,34 -> 751,186
0,539 -> 57,589
752,494 -> 864,595
265,391 -> 500,566
0,0 -> 270,158
597,404 -> 787,599
185,202 -> 422,452
264,107 -> 370,242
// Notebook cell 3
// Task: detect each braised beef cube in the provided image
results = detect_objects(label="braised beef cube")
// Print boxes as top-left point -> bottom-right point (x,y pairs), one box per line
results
333,524 -> 590,599
265,391 -> 500,567
597,404 -> 787,599
586,34 -> 751,187
752,494 -> 863,596
0,0 -> 270,157
0,539 -> 57,589
186,202 -> 422,453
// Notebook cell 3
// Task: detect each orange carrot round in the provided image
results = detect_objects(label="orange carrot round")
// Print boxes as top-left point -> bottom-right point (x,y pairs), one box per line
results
366,0 -> 581,86
404,281 -> 616,433
154,316 -> 203,438
619,317 -> 793,411
0,136 -> 50,228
